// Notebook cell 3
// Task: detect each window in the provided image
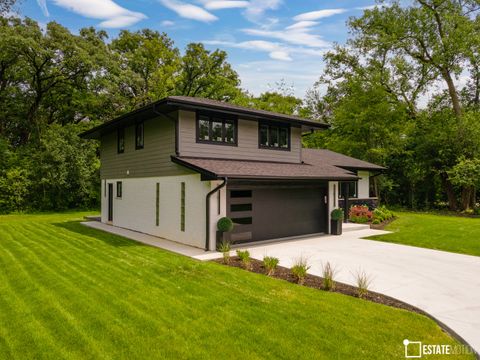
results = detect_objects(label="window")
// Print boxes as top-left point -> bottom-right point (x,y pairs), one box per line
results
135,122 -> 144,149
180,182 -> 185,232
156,183 -> 160,226
117,128 -> 125,154
259,122 -> 290,150
230,190 -> 252,198
196,113 -> 237,145
230,204 -> 252,212
116,181 -> 122,198
339,182 -> 357,199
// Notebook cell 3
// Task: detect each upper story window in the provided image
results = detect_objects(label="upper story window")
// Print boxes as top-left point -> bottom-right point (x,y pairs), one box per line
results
117,128 -> 125,154
196,112 -> 237,146
135,122 -> 144,150
259,122 -> 290,150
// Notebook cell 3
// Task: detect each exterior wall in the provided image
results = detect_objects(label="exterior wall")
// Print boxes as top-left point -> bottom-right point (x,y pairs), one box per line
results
328,181 -> 339,234
100,113 -> 190,179
208,181 -> 227,251
357,171 -> 370,198
178,110 -> 302,163
101,174 -> 210,249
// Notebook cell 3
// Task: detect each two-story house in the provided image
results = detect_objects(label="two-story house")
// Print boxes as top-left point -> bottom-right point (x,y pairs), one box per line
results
80,96 -> 384,251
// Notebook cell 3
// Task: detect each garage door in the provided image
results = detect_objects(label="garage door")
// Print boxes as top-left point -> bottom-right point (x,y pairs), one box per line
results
227,186 -> 327,243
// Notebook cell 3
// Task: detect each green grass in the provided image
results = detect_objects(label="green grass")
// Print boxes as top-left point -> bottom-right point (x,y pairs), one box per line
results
0,212 -> 473,359
367,211 -> 480,257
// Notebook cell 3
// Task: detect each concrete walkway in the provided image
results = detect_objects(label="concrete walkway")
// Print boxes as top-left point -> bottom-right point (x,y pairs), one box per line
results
235,230 -> 480,354
81,222 -> 209,257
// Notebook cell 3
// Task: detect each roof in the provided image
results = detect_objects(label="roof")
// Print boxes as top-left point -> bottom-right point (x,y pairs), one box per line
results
80,96 -> 329,139
171,148 -> 384,181
303,149 -> 386,171
171,156 -> 359,181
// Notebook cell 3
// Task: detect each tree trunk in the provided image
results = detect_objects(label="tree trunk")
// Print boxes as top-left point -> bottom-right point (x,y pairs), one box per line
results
441,69 -> 462,117
461,186 -> 472,211
440,173 -> 458,211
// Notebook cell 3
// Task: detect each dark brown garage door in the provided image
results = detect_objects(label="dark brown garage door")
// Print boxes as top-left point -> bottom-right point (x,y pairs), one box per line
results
227,185 -> 327,243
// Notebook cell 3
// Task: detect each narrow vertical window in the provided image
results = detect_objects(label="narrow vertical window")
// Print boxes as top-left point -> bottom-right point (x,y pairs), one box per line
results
135,122 -> 144,149
180,182 -> 185,232
117,128 -> 125,153
156,183 -> 160,226
217,191 -> 221,215
116,181 -> 122,198
104,180 -> 106,197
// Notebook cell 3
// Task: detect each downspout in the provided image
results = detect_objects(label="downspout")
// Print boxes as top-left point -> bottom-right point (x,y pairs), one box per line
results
206,177 -> 227,251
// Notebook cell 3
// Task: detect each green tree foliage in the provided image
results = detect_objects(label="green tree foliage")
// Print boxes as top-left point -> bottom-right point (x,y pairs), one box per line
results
305,0 -> 480,211
0,17 -> 245,213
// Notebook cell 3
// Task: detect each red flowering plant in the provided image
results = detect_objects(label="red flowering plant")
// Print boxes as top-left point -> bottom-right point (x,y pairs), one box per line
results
349,205 -> 373,224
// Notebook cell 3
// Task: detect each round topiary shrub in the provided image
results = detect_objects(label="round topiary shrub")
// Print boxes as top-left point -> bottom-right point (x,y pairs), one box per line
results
217,217 -> 234,232
331,208 -> 344,221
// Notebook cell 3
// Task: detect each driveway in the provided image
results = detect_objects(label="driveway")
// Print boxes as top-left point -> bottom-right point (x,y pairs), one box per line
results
242,229 -> 480,353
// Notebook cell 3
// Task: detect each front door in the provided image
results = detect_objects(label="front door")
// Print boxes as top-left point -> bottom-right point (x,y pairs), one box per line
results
108,183 -> 113,222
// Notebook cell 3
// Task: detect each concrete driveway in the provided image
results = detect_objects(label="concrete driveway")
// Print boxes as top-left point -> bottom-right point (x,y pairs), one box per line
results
242,229 -> 480,353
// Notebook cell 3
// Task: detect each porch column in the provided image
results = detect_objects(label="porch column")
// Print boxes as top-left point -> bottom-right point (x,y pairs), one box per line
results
327,181 -> 339,234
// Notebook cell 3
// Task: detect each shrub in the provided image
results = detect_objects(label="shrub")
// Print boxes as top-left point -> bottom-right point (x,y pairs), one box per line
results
263,256 -> 279,276
322,262 -> 337,291
372,219 -> 381,225
330,208 -> 344,221
217,217 -> 234,232
236,249 -> 251,270
349,205 -> 373,223
291,256 -> 310,285
372,206 -> 395,223
218,241 -> 231,264
353,270 -> 372,298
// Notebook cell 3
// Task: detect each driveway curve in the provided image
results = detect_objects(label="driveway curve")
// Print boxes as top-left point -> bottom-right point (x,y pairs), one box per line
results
243,229 -> 480,354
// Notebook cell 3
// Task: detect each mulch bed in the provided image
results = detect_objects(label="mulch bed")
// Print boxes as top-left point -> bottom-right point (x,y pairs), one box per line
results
213,256 -> 421,314
369,216 -> 397,230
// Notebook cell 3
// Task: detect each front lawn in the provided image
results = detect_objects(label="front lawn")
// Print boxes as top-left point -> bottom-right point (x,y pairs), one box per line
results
0,212 -> 472,359
366,211 -> 480,257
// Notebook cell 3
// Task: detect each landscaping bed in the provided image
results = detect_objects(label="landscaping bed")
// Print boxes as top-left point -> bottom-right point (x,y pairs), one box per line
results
214,256 -> 420,314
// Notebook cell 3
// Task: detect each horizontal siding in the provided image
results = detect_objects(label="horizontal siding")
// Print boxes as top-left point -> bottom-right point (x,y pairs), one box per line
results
100,115 -> 192,179
178,110 -> 301,163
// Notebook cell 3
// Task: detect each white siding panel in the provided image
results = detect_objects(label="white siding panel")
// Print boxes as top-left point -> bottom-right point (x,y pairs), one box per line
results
357,171 -> 370,198
101,174 -> 209,249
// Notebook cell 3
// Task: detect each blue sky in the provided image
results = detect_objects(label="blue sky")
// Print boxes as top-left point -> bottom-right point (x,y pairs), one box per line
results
21,0 -> 380,97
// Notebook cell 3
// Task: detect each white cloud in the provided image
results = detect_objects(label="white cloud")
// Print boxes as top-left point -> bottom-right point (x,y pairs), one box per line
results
36,0 -> 49,16
51,0 -> 146,28
161,20 -> 176,26
202,1 -> 249,10
286,21 -> 318,30
243,0 -> 282,23
160,0 -> 218,22
203,39 -> 325,62
242,27 -> 330,48
293,8 -> 346,21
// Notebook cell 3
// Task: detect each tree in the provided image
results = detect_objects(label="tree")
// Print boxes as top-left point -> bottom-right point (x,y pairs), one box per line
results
0,0 -> 20,15
175,43 -> 241,101
110,29 -> 180,109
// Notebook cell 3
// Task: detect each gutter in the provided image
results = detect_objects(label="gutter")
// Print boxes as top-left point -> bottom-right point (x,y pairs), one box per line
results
205,177 -> 227,251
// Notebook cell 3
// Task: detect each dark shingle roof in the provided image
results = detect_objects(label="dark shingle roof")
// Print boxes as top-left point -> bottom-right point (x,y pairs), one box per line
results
303,149 -> 386,171
171,156 -> 359,181
171,148 -> 384,181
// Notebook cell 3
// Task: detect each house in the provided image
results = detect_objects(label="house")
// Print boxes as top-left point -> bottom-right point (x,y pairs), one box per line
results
80,96 -> 384,251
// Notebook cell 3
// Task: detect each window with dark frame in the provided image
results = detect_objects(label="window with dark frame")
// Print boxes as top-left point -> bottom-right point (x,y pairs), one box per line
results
259,122 -> 290,150
116,181 -> 122,198
339,182 -> 357,199
135,122 -> 144,149
117,128 -> 125,154
196,113 -> 237,145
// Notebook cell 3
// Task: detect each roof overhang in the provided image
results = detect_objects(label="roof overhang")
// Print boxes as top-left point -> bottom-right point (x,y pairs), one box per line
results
80,97 -> 329,139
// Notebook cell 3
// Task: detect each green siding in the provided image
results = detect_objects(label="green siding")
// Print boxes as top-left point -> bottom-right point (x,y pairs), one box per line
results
100,114 -> 191,179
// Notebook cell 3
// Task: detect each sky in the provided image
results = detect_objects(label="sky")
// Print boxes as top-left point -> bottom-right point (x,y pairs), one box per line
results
20,0 -> 382,98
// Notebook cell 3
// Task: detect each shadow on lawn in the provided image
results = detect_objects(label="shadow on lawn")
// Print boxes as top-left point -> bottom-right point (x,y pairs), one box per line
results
53,221 -> 142,248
